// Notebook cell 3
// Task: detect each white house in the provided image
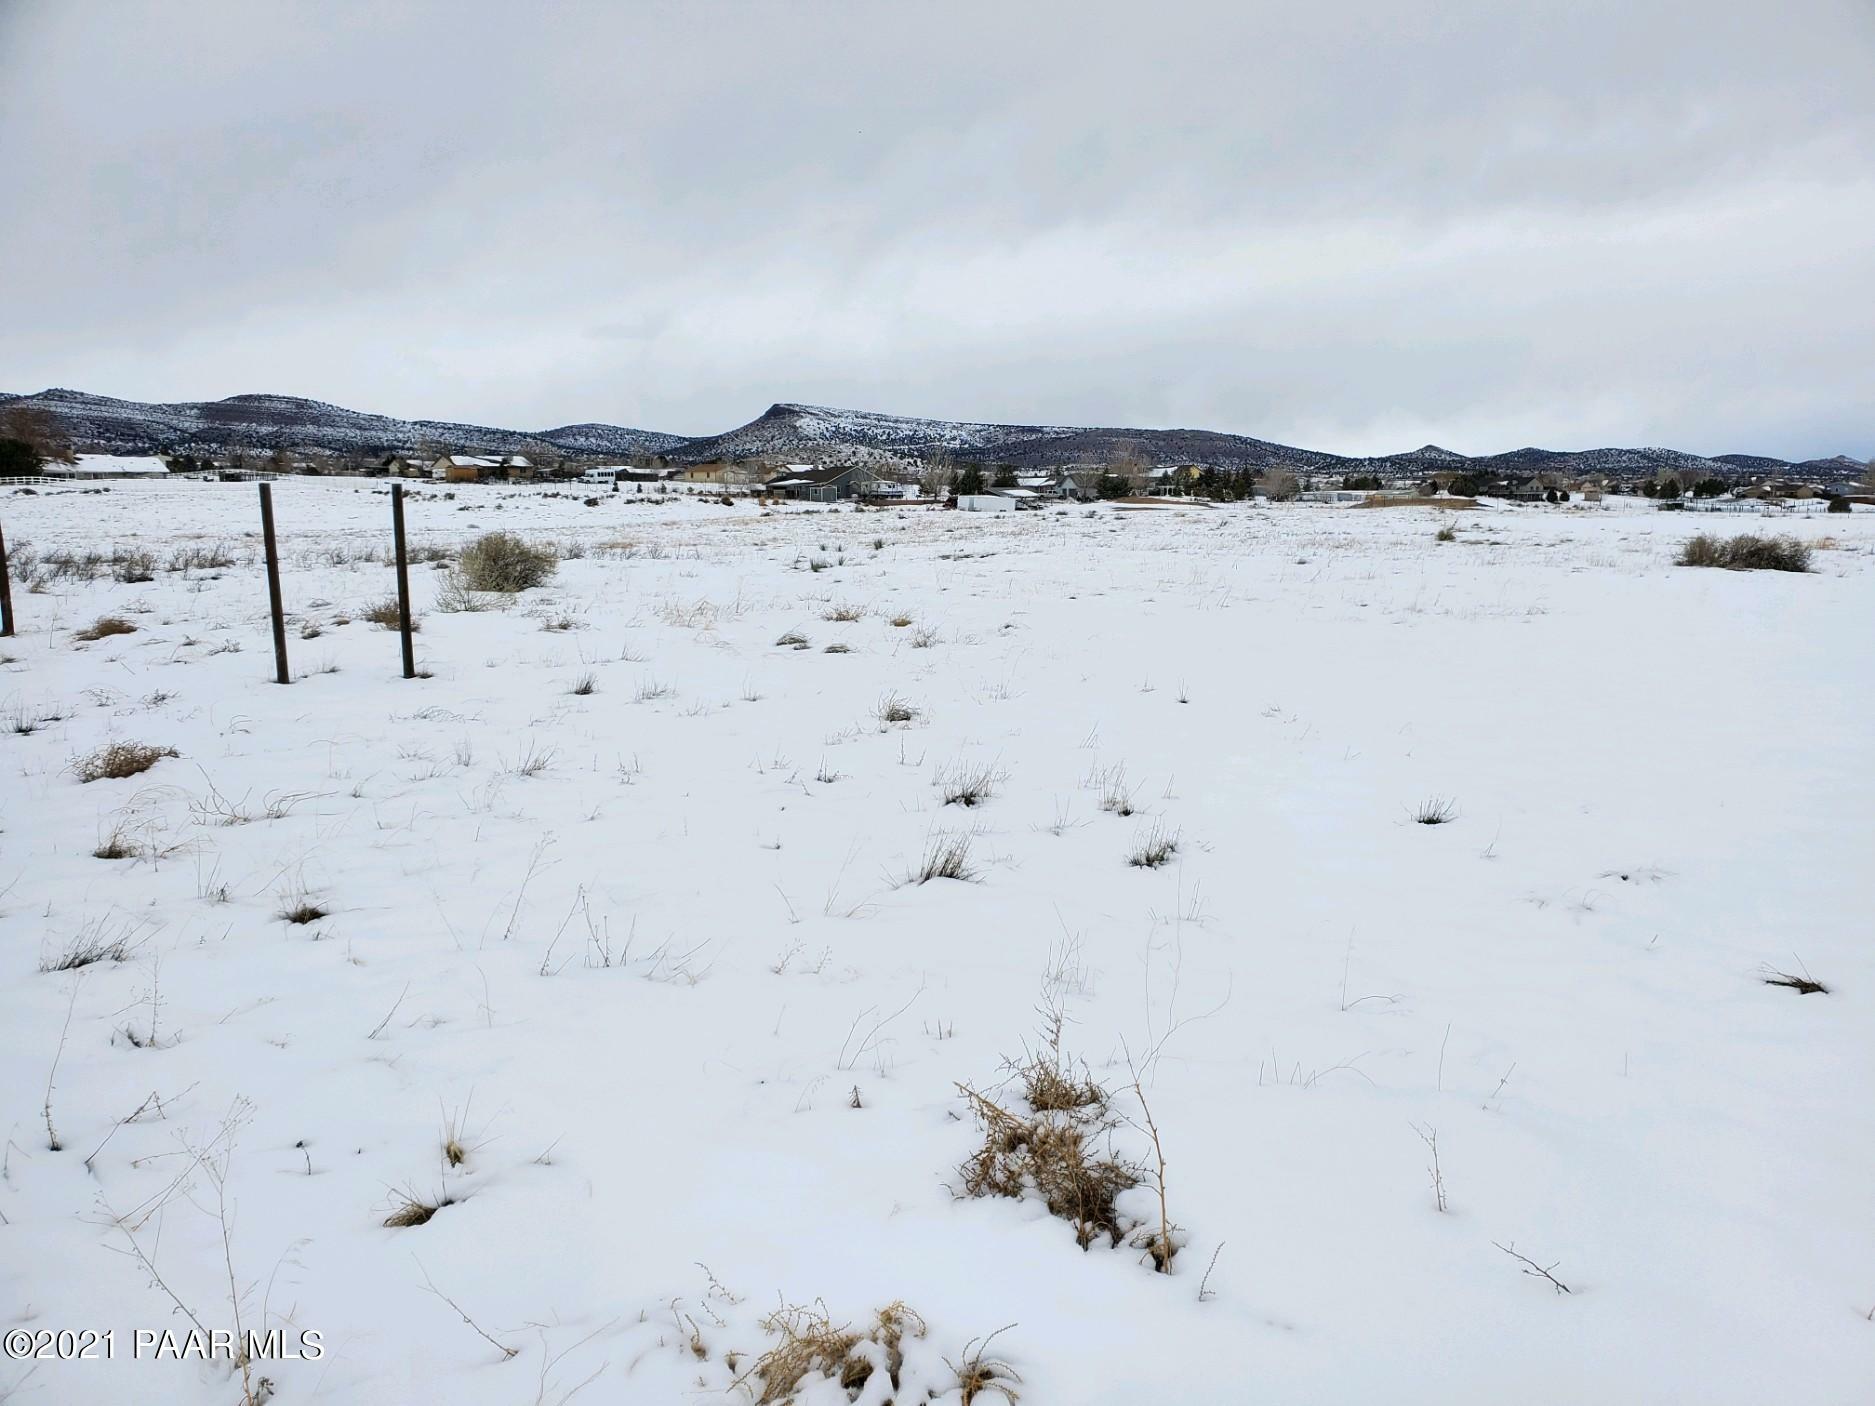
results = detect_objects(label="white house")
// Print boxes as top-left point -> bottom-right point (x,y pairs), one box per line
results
46,455 -> 169,478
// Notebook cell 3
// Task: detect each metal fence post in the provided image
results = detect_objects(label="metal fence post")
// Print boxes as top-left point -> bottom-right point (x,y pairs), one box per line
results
0,520 -> 15,638
391,483 -> 416,678
258,483 -> 290,684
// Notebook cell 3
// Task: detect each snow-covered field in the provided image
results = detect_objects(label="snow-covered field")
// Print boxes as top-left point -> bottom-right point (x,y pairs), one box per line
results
2,480 -> 1870,1405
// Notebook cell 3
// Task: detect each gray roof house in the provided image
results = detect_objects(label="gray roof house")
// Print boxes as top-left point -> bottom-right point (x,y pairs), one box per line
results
764,464 -> 880,502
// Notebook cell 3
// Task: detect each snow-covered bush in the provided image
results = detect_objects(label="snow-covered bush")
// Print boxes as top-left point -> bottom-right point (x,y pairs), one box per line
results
456,531 -> 557,592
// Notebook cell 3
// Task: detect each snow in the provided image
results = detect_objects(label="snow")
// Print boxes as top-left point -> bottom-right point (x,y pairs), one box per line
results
1,479 -> 1870,1404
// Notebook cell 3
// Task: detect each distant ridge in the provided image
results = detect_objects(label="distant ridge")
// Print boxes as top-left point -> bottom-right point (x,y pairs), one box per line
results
1,387 -> 1856,479
0,388 -> 683,460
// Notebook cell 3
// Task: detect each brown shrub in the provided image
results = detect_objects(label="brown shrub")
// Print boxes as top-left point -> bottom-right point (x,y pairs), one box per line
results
957,1014 -> 1140,1250
361,596 -> 417,631
74,616 -> 137,642
73,741 -> 177,782
1679,533 -> 1811,572
738,1301 -> 927,1405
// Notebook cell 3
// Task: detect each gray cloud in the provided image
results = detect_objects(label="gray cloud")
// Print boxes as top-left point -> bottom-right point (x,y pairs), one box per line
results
1,0 -> 1870,457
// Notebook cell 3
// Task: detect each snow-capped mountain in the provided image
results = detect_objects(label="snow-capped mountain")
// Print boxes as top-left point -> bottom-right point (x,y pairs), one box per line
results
0,389 -> 682,460
0,387 -> 1852,479
530,422 -> 690,457
666,402 -> 1347,472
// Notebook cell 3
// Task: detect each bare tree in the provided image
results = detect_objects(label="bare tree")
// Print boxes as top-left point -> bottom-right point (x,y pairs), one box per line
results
922,448 -> 956,497
1,404 -> 75,463
1256,468 -> 1301,500
1107,440 -> 1150,490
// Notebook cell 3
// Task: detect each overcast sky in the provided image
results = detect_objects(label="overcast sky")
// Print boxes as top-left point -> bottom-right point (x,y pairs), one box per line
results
1,1 -> 1870,458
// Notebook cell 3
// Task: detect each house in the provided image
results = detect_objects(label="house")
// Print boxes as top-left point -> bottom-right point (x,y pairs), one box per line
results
41,454 -> 169,479
763,464 -> 880,502
1018,470 -> 1084,500
430,454 -> 503,482
385,455 -> 431,478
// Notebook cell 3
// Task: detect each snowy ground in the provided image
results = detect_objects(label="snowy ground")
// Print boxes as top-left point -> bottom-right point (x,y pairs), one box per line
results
1,479 -> 1871,1405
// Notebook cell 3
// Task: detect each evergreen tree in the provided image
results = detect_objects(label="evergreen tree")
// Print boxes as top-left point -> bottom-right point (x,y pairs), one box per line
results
955,464 -> 986,496
0,437 -> 42,476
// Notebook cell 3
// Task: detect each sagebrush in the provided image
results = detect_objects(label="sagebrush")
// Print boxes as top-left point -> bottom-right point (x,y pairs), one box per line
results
456,532 -> 558,592
1678,533 -> 1811,572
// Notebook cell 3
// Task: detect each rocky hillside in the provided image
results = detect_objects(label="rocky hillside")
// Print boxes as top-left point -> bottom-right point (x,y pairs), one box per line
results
0,389 -> 683,460
1,387 -> 1853,480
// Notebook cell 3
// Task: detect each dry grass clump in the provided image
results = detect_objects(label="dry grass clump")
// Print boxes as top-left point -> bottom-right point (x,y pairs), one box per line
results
382,1188 -> 455,1228
74,615 -> 138,642
456,531 -> 557,592
958,1054 -> 1138,1252
737,1301 -> 888,1403
909,830 -> 976,884
111,548 -> 156,582
937,760 -> 1004,808
73,741 -> 177,782
441,1100 -> 485,1168
775,630 -> 810,648
734,1301 -> 996,1405
709,1295 -> 1019,1406
823,601 -> 867,622
1762,966 -> 1828,995
1127,822 -> 1180,868
1412,796 -> 1457,825
1091,765 -> 1137,817
888,612 -> 915,628
1434,523 -> 1457,542
433,569 -> 488,612
92,821 -> 147,860
949,1330 -> 1023,1405
277,892 -> 329,925
8,704 -> 46,736
40,918 -> 142,972
92,832 -> 137,860
166,541 -> 236,572
876,692 -> 922,725
1679,533 -> 1811,572
361,596 -> 417,631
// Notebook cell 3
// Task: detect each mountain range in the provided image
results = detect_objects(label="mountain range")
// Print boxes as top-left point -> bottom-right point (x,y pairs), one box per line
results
1,387 -> 1862,482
